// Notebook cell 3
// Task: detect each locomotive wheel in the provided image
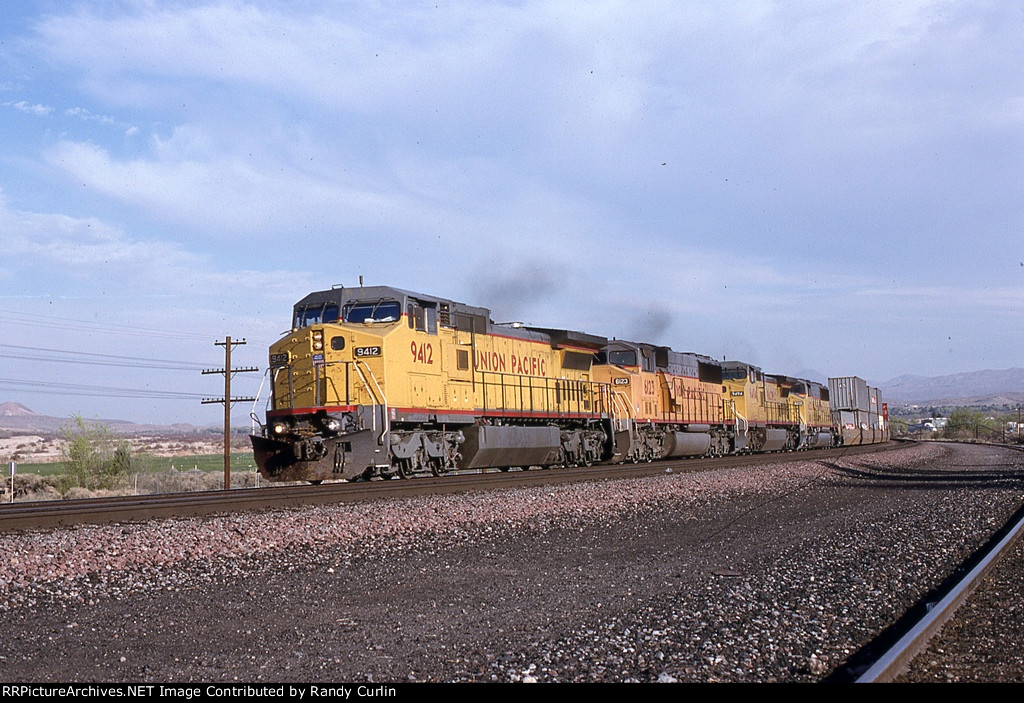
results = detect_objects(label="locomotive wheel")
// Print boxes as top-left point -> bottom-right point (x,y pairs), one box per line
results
431,462 -> 448,477
397,460 -> 412,480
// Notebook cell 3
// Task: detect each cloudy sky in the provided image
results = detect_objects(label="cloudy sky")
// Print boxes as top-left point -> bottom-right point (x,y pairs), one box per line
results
1,1 -> 1021,425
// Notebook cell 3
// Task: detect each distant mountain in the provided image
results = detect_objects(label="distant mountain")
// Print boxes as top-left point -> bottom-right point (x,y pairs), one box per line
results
0,402 -> 38,417
0,403 -> 201,434
881,368 -> 1024,406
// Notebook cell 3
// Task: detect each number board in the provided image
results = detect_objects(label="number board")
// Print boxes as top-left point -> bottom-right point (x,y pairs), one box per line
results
354,346 -> 383,358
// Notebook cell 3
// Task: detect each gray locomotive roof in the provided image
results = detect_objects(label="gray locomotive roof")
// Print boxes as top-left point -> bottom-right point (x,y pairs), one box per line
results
293,285 -> 604,348
294,285 -> 490,319
604,339 -> 721,366
523,326 -> 607,350
722,359 -> 762,372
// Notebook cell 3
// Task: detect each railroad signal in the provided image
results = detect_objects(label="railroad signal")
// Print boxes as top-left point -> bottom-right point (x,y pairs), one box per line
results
202,336 -> 258,490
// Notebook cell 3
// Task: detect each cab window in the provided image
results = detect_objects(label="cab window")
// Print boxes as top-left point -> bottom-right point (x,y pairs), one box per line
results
343,301 -> 400,323
608,350 -> 637,367
294,304 -> 339,328
407,301 -> 438,334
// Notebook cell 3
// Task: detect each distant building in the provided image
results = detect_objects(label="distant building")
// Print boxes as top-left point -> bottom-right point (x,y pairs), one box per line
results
909,417 -> 947,433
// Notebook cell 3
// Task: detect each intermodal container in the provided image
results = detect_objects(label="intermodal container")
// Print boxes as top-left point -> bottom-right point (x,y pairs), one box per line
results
828,376 -> 871,412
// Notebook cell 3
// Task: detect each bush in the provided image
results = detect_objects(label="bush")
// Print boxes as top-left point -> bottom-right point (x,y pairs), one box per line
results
60,414 -> 134,490
7,472 -> 63,502
943,407 -> 997,440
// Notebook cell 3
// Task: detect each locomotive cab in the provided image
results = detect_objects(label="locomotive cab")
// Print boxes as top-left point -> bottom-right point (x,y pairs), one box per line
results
722,361 -> 776,452
254,286 -> 442,482
592,341 -> 729,461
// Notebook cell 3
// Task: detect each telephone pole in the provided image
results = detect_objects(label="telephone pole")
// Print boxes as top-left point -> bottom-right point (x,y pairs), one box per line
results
202,337 -> 258,490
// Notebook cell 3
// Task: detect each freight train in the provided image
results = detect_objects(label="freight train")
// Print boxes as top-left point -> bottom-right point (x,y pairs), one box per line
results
250,285 -> 888,483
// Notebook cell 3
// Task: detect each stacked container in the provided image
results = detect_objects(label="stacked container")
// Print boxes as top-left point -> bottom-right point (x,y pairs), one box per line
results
829,377 -> 888,445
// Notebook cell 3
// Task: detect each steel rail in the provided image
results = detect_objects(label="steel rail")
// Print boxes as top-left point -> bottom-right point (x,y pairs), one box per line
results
856,508 -> 1024,683
0,441 -> 901,533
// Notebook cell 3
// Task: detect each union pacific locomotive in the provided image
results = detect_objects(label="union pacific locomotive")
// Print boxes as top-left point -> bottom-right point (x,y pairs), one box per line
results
250,285 -> 887,483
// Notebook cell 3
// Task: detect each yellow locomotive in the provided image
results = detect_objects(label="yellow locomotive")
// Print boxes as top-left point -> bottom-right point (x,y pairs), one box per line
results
720,363 -> 837,452
250,284 -> 884,482
591,341 -> 730,462
252,285 -> 613,481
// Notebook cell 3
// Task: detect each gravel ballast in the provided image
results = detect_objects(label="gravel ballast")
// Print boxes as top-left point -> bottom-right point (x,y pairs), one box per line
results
1,442 -> 1021,682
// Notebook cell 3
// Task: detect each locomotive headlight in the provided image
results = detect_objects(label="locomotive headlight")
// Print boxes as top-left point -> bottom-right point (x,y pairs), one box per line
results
271,422 -> 288,435
312,329 -> 324,351
324,417 -> 341,433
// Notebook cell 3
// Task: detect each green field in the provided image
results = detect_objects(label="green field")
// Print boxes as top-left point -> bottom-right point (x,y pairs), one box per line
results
16,452 -> 257,476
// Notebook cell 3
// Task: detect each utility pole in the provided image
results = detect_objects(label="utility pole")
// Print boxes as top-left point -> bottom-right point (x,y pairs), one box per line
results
202,337 -> 258,490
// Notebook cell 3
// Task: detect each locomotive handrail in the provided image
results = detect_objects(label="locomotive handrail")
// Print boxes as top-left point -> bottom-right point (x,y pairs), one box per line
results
350,363 -> 376,421
266,365 -> 296,411
269,365 -> 296,410
610,390 -> 634,432
611,389 -> 633,418
730,400 -> 749,436
475,371 -> 610,418
251,368 -> 270,432
352,360 -> 389,447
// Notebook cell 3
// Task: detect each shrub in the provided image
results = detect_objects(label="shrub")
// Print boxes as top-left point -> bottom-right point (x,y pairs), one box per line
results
60,414 -> 134,490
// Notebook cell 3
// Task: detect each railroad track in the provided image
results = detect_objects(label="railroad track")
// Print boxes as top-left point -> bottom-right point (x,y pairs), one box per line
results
0,441 -> 900,532
829,444 -> 1024,683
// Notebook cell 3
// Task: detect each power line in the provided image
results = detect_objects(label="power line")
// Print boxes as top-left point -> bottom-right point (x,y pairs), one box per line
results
0,310 -> 266,407
0,309 -> 216,342
0,343 -> 208,371
0,377 -> 207,400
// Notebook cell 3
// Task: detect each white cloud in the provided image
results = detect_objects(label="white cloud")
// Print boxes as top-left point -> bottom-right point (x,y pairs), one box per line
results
0,0 -> 1021,416
65,106 -> 116,125
7,100 -> 52,116
0,191 -> 309,313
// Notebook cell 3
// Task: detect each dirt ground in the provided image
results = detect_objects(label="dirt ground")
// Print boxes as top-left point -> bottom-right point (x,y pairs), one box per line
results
2,443 -> 1021,683
0,433 -> 243,465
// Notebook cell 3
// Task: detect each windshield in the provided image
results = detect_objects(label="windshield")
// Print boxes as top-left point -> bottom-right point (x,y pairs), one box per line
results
608,350 -> 637,367
343,300 -> 401,323
294,303 -> 339,328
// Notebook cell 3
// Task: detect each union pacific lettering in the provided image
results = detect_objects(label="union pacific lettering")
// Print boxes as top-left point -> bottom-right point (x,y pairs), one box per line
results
475,351 -> 548,376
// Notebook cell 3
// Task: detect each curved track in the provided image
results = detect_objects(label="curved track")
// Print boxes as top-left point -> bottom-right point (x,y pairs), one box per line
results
834,440 -> 1024,682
